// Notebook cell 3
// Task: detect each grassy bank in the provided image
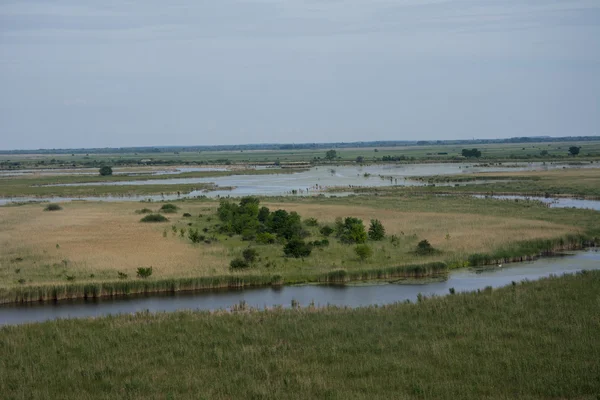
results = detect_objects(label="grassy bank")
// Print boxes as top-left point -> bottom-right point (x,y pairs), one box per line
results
0,262 -> 447,304
1,197 -> 592,296
1,271 -> 599,399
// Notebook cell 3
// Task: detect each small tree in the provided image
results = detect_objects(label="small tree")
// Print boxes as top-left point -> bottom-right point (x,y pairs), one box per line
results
461,148 -> 481,158
368,219 -> 385,240
568,146 -> 581,156
320,225 -> 334,237
415,240 -> 436,255
99,166 -> 113,176
136,266 -> 153,278
242,248 -> 258,264
283,239 -> 312,258
325,150 -> 337,161
354,244 -> 373,261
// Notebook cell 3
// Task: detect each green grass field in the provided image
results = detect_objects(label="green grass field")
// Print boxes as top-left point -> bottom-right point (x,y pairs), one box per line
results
2,140 -> 600,170
1,271 -> 598,399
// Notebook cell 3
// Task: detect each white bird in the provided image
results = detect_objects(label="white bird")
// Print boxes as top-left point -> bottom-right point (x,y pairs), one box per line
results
498,264 -> 503,268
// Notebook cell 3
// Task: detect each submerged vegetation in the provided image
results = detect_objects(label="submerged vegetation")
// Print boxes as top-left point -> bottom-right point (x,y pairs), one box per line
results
1,271 -> 599,399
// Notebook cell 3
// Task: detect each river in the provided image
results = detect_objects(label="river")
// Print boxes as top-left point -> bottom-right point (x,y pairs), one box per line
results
1,250 -> 597,326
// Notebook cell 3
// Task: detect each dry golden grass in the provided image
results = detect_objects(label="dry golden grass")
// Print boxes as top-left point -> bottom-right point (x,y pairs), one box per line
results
263,202 -> 579,255
0,200 -> 580,287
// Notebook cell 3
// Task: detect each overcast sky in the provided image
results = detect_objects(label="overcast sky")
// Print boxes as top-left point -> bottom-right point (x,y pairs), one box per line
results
1,0 -> 599,150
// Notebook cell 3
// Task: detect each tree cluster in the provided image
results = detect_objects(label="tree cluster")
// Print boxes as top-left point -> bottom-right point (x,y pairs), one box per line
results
461,148 -> 482,158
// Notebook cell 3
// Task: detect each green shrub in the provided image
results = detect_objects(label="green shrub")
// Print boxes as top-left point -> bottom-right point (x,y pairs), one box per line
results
188,229 -> 204,243
368,219 -> 386,240
256,232 -> 276,244
337,217 -> 367,244
320,226 -> 334,237
355,244 -> 373,261
304,217 -> 319,227
415,239 -> 436,255
135,208 -> 153,214
284,239 -> 312,258
182,212 -> 192,217
44,203 -> 62,211
242,248 -> 258,263
117,271 -> 128,280
310,239 -> 330,247
99,166 -> 113,176
159,204 -> 178,213
136,267 -> 153,278
140,214 -> 169,223
230,258 -> 249,269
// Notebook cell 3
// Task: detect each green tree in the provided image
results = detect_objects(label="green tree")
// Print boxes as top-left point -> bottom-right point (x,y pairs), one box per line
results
242,248 -> 258,264
325,150 -> 337,161
415,239 -> 436,255
283,239 -> 312,258
368,219 -> 386,240
569,146 -> 581,156
99,166 -> 113,176
354,244 -> 373,261
337,217 -> 367,244
461,149 -> 481,158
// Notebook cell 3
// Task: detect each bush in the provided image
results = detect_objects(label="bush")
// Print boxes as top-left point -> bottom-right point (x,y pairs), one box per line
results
230,258 -> 249,269
304,217 -> 319,227
99,166 -> 113,176
117,271 -> 128,279
256,232 -> 276,244
309,239 -> 329,247
136,266 -> 153,278
368,219 -> 386,241
320,226 -> 334,237
159,204 -> 179,213
182,212 -> 192,217
140,214 -> 169,223
188,228 -> 204,243
337,217 -> 367,244
416,240 -> 436,255
242,248 -> 258,263
283,239 -> 312,258
135,208 -> 153,214
355,244 -> 373,261
44,203 -> 62,211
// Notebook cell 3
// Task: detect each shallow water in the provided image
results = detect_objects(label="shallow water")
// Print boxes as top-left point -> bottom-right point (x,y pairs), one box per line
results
1,250 -> 598,326
472,195 -> 600,211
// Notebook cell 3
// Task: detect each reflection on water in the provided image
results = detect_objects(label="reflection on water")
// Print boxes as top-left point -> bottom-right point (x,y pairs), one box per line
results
1,250 -> 598,326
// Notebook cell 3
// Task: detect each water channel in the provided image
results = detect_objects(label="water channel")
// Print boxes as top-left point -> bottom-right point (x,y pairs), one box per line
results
1,250 -> 598,326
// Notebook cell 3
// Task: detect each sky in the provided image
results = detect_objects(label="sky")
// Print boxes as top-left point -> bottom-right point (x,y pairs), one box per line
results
0,0 -> 599,150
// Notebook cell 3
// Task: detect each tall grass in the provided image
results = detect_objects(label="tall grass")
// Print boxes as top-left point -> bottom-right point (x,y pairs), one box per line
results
1,271 -> 598,399
466,234 -> 596,266
0,262 -> 446,304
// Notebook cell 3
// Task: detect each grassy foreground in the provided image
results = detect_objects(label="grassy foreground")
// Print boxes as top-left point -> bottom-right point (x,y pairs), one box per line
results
1,271 -> 599,399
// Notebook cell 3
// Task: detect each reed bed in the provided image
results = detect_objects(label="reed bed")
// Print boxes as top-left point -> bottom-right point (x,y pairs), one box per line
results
1,271 -> 599,399
0,262 -> 447,304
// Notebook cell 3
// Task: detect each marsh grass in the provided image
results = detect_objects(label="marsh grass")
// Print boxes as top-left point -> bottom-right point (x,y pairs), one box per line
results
0,272 -> 598,399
